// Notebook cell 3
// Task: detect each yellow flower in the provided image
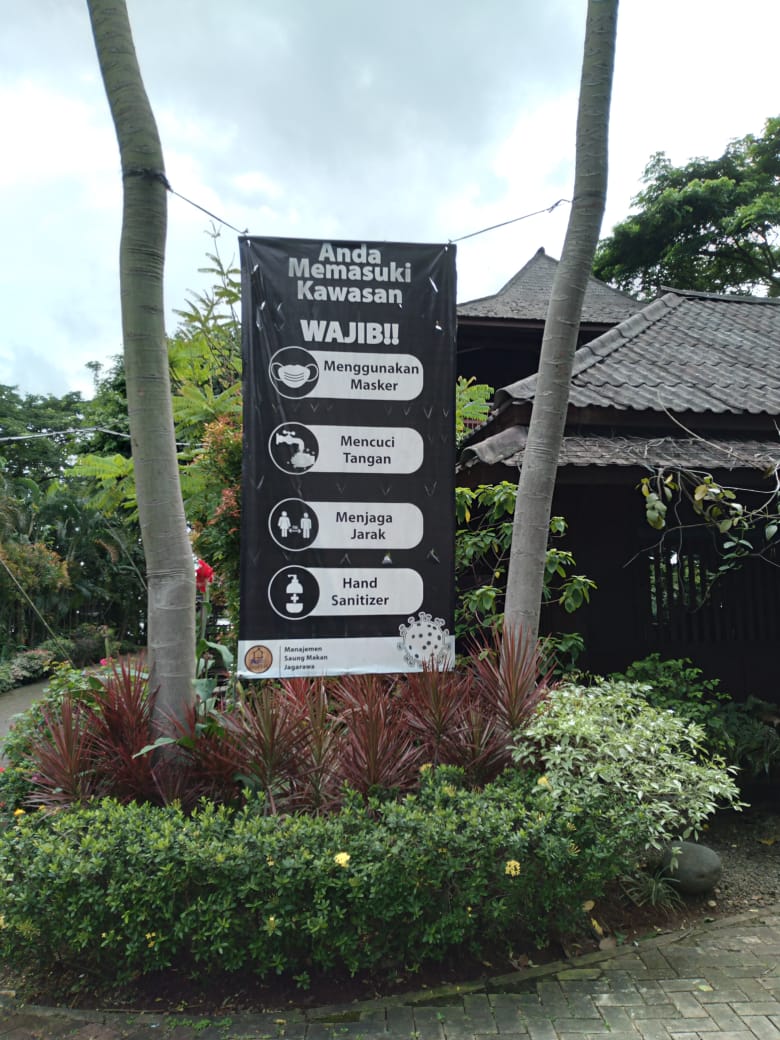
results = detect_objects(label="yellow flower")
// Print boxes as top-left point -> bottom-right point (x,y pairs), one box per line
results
419,763 -> 432,774
266,856 -> 275,867
505,859 -> 521,877
334,851 -> 351,868
536,775 -> 550,788
442,784 -> 456,797
13,809 -> 25,817
266,915 -> 278,933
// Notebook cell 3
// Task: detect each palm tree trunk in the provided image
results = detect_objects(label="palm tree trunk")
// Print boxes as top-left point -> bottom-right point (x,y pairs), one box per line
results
86,0 -> 195,724
504,0 -> 619,644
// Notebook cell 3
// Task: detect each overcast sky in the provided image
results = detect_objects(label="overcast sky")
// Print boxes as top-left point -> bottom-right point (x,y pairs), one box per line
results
2,0 -> 779,399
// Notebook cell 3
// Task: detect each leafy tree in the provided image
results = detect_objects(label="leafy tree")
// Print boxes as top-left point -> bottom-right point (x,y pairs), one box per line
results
594,116 -> 780,297
455,481 -> 595,659
81,358 -> 132,458
504,0 -> 618,644
87,0 -> 195,723
0,385 -> 85,481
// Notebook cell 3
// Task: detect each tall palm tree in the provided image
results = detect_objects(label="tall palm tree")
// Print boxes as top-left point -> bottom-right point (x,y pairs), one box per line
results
86,0 -> 195,724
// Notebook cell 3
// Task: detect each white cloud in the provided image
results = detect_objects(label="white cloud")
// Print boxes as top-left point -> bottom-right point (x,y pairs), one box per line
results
2,0 -> 780,397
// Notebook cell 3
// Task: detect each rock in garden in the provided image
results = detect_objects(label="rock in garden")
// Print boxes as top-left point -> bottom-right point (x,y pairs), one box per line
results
662,841 -> 722,894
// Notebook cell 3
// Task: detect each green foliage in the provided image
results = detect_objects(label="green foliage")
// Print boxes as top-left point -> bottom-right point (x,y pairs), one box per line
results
0,385 -> 85,482
455,482 -> 595,653
186,415 -> 243,620
594,116 -> 780,297
513,679 -> 743,854
621,868 -> 684,913
638,471 -> 780,580
0,641 -> 75,695
0,762 -> 689,987
0,367 -> 146,651
0,668 -> 75,768
0,665 -> 744,988
455,376 -> 493,445
614,654 -> 780,779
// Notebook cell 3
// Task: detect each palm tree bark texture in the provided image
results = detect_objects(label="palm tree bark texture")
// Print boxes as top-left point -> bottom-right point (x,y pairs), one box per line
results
504,0 -> 619,646
86,0 -> 195,724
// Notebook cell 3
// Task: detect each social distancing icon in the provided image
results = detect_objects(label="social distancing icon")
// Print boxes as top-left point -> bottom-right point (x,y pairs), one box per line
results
269,499 -> 320,550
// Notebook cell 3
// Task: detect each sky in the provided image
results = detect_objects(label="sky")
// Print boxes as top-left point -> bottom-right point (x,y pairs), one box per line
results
2,0 -> 779,400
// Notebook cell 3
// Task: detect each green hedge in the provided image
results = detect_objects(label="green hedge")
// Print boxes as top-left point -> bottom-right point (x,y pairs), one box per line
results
0,641 -> 73,694
0,770 -> 651,984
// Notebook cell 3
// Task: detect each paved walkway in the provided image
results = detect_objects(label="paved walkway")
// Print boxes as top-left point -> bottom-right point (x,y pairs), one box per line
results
0,679 -> 49,764
1,906 -> 777,1040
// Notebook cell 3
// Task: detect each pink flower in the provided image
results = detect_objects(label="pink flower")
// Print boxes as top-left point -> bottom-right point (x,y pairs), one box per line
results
196,559 -> 215,593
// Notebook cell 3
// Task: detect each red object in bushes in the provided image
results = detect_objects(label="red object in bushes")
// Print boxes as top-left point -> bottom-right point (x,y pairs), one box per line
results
196,559 -> 215,593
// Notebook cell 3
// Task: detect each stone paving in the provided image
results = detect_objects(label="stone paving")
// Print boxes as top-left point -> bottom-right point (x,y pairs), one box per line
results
1,906 -> 778,1040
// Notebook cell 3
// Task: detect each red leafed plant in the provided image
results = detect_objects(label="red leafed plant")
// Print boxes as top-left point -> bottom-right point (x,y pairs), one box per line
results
159,700 -> 241,810
448,699 -> 512,785
27,658 -> 162,807
221,685 -> 315,814
467,626 -> 553,736
279,678 -> 344,814
330,673 -> 423,797
27,698 -> 102,808
88,657 -> 159,804
397,661 -> 473,765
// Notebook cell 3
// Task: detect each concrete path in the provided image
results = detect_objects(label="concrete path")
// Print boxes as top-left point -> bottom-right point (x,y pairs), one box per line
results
0,679 -> 49,761
1,905 -> 777,1040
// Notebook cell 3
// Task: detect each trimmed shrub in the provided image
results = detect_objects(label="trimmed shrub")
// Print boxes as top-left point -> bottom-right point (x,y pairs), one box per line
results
0,767 -> 680,985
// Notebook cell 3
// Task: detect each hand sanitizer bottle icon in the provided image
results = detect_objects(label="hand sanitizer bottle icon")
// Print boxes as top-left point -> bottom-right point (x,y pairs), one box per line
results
285,573 -> 304,614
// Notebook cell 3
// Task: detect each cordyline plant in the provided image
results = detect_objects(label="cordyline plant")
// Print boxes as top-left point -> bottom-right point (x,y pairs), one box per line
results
16,631 -> 554,815
27,657 -> 158,808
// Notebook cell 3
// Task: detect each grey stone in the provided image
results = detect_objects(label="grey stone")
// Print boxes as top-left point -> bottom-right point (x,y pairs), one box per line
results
662,842 -> 722,895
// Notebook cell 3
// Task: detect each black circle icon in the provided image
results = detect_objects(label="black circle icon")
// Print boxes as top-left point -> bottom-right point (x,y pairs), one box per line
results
269,347 -> 319,399
268,423 -> 319,474
268,566 -> 320,620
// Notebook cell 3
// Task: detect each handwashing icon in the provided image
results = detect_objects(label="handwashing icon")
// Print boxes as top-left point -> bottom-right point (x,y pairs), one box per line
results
274,429 -> 316,470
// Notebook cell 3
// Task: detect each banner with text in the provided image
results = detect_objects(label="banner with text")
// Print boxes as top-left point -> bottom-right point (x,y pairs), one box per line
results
237,237 -> 456,678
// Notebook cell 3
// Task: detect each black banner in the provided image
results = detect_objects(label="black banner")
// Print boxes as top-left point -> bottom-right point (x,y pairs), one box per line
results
237,237 -> 456,678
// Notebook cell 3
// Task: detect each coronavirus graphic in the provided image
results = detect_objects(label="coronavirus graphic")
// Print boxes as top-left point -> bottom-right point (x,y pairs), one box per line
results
397,612 -> 450,667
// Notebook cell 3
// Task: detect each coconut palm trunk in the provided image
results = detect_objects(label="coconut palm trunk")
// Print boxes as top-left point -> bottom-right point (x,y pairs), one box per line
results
86,0 -> 195,724
503,0 -> 619,645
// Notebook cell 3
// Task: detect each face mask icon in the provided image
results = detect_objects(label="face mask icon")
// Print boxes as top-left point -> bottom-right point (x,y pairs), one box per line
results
271,362 -> 318,388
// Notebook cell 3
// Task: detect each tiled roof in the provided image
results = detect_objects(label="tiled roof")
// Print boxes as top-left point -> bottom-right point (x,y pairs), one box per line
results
458,247 -> 640,324
459,427 -> 779,473
496,290 -> 780,416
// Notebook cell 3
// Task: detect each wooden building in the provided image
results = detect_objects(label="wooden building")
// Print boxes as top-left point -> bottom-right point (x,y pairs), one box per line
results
458,281 -> 780,698
457,246 -> 639,388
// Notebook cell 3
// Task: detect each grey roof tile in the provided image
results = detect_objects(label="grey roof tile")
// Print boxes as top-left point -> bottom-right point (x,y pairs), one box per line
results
496,291 -> 780,415
458,428 -> 779,472
458,247 -> 640,323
